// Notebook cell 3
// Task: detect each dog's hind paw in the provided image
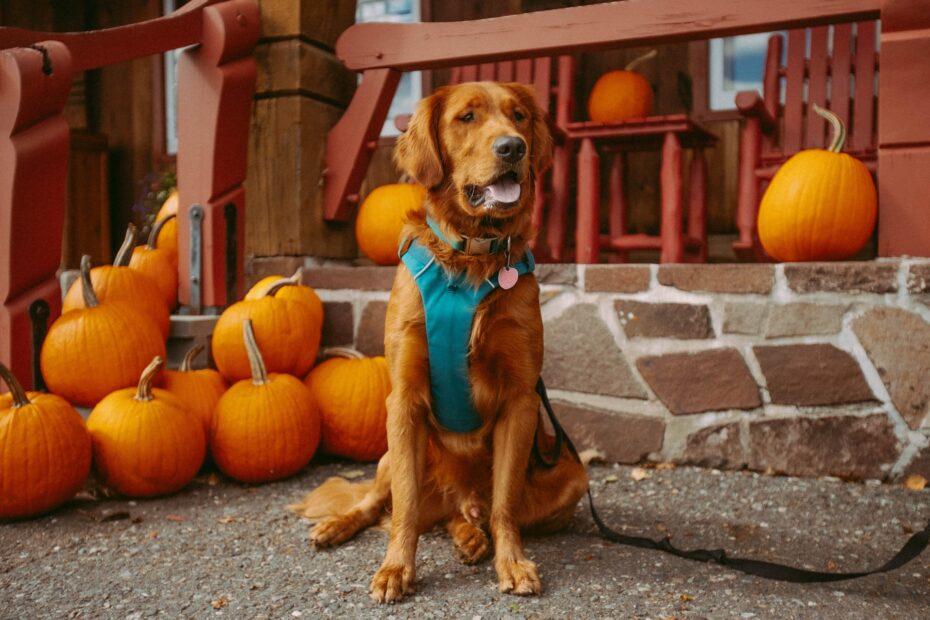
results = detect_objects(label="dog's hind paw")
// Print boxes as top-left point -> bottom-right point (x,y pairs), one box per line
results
309,515 -> 359,548
450,521 -> 489,565
496,558 -> 542,596
370,563 -> 415,603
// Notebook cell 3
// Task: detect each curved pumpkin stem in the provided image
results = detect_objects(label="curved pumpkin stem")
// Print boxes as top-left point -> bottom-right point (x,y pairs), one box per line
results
322,347 -> 365,360
243,319 -> 269,385
624,49 -> 657,72
813,104 -> 847,153
113,224 -> 138,267
134,356 -> 163,402
0,362 -> 31,408
79,255 -> 100,309
179,343 -> 205,372
260,267 -> 304,298
148,213 -> 177,250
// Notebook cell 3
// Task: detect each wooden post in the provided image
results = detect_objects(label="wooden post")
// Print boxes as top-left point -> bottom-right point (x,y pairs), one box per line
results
688,149 -> 708,263
607,153 -> 629,263
660,131 -> 684,263
575,137 -> 600,263
0,42 -> 72,390
878,0 -> 930,257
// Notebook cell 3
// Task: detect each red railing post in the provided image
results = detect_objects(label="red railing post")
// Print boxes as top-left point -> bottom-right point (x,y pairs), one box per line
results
0,43 -> 73,390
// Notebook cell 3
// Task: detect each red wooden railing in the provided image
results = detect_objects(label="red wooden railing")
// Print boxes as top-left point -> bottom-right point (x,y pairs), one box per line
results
0,0 -> 259,390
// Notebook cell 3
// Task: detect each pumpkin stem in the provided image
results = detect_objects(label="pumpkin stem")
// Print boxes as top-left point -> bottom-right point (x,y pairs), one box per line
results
624,49 -> 657,72
0,362 -> 31,408
134,356 -> 163,402
79,255 -> 100,308
322,347 -> 365,360
260,267 -> 304,298
813,103 -> 847,153
148,213 -> 177,250
113,224 -> 137,267
243,319 -> 269,385
179,344 -> 205,372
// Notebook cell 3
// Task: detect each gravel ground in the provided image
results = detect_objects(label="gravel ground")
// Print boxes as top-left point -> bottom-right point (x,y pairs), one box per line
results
2,461 -> 929,619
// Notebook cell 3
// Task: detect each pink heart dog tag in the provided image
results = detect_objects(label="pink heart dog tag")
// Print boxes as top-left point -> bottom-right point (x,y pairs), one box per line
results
498,266 -> 518,290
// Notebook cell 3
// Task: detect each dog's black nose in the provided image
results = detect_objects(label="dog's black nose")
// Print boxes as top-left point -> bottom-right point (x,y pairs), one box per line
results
492,136 -> 526,164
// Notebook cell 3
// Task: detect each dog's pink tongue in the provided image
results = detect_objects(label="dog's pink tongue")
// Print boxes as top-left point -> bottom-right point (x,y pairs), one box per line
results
485,178 -> 521,204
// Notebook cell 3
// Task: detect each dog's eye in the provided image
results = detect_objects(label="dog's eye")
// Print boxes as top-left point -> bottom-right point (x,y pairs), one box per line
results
513,109 -> 526,122
459,111 -> 475,123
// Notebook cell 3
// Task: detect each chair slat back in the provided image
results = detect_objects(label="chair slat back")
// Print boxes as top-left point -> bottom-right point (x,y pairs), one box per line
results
448,57 -> 554,113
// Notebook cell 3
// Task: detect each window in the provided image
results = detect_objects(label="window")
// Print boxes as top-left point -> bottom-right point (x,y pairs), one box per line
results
707,32 -> 785,111
163,0 -> 181,155
356,0 -> 422,137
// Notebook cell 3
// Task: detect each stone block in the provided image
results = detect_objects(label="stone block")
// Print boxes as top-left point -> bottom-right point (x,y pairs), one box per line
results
722,302 -> 767,335
853,307 -> 930,429
584,265 -> 651,293
753,344 -> 875,407
904,445 -> 930,479
303,266 -> 397,291
321,301 -> 353,348
763,303 -> 846,338
356,301 -> 387,357
615,300 -> 714,339
784,262 -> 899,294
657,264 -> 774,294
536,264 -> 577,286
551,400 -> 665,463
681,422 -> 744,469
748,414 -> 900,480
636,349 -> 761,415
907,262 -> 930,294
542,304 -> 647,399
245,256 -> 304,290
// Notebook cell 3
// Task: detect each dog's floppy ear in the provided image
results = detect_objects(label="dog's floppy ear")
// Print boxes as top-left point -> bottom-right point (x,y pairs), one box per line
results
394,89 -> 446,189
506,83 -> 553,175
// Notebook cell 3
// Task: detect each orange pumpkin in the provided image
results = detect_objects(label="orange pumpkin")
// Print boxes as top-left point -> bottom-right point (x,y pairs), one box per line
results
42,255 -> 167,407
211,320 -> 320,483
587,49 -> 656,122
212,274 -> 323,382
129,214 -> 179,310
757,104 -> 877,262
155,189 -> 179,256
86,357 -> 205,497
62,226 -> 170,339
355,183 -> 427,265
156,344 -> 226,434
0,363 -> 92,518
245,268 -> 323,318
304,348 -> 390,462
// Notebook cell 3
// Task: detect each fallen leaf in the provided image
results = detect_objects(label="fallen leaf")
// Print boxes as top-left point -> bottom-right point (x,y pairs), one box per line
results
679,593 -> 693,602
147,531 -> 159,539
905,474 -> 927,491
341,470 -> 366,480
211,597 -> 227,610
631,467 -> 651,481
218,516 -> 236,524
165,515 -> 186,522
656,463 -> 677,471
604,474 -> 619,484
826,560 -> 840,572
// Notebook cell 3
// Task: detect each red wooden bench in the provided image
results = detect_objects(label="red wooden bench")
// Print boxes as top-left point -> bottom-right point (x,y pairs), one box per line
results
0,0 -> 259,390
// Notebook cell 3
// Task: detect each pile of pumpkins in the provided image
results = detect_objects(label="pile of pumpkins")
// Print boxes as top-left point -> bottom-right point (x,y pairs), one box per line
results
0,191 -> 391,520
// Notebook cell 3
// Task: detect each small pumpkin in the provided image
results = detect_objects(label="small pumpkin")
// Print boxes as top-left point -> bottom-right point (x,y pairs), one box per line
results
355,183 -> 427,265
211,320 -> 320,483
0,363 -> 92,518
156,344 -> 226,435
42,255 -> 167,407
304,348 -> 391,462
155,189 -> 179,256
62,226 -> 170,339
245,268 -> 323,318
86,356 -> 205,497
129,214 -> 179,310
757,104 -> 877,262
587,49 -> 656,122
212,274 -> 323,382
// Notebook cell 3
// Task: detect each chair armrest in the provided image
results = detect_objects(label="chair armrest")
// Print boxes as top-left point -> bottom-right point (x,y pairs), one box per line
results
735,90 -> 776,133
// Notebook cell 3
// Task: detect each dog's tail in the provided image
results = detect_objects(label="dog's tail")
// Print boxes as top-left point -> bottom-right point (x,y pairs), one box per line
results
288,476 -> 390,530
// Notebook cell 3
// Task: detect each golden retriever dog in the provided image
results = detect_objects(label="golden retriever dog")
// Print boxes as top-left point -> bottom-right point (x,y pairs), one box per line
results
291,82 -> 589,602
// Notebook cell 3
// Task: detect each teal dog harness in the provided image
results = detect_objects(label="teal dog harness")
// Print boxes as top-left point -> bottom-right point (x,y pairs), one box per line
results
399,221 -> 535,433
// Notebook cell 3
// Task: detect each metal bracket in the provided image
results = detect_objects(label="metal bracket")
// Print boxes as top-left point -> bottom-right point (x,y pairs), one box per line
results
189,204 -> 204,315
29,299 -> 49,391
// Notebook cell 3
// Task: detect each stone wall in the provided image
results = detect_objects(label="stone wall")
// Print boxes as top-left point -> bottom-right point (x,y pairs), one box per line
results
249,257 -> 930,482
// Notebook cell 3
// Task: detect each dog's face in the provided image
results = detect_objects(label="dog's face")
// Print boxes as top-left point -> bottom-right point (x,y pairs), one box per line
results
395,82 -> 552,223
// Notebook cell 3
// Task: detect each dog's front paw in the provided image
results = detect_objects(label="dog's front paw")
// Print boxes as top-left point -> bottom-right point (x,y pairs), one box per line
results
496,558 -> 541,596
309,515 -> 359,548
370,563 -> 415,603
450,521 -> 489,565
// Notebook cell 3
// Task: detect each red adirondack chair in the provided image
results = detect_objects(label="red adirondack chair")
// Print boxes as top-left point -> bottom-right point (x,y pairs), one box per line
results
733,21 -> 879,260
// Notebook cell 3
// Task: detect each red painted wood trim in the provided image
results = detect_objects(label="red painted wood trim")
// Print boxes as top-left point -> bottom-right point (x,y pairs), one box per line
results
575,138 -> 600,263
688,149 -> 708,263
806,26 -> 830,148
660,132 -> 684,263
851,21 -> 878,152
546,141 -> 571,261
783,29 -> 807,155
336,0 -> 880,72
831,24 -> 854,129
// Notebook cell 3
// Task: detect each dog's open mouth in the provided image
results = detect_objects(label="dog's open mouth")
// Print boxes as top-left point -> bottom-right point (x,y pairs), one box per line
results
464,171 -> 522,210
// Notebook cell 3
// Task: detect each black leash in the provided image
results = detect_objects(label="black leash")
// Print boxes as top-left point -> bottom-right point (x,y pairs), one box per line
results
533,377 -> 930,583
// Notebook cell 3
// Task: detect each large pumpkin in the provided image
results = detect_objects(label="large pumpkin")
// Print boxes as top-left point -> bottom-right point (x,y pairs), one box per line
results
757,105 -> 877,262
304,348 -> 391,462
211,320 -> 320,483
86,357 -> 205,497
42,255 -> 167,407
129,214 -> 179,310
212,274 -> 323,382
155,189 -> 179,256
587,50 -> 656,122
245,268 -> 323,318
156,344 -> 226,435
355,183 -> 426,265
62,226 -> 170,339
0,364 -> 92,518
